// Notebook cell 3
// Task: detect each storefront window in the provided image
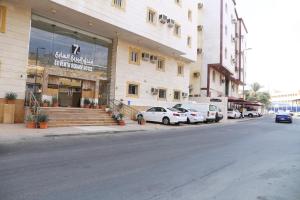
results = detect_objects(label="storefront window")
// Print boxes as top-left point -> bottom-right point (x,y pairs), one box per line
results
26,16 -> 111,107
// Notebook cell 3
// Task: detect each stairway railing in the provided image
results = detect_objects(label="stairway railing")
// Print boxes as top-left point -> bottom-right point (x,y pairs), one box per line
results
29,91 -> 41,116
108,99 -> 140,120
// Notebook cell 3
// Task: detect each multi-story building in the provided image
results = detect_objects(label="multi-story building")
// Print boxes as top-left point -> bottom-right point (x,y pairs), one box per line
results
189,0 -> 248,98
270,91 -> 300,112
0,0 -> 198,122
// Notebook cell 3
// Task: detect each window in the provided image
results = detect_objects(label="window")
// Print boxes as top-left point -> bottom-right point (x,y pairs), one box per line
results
187,36 -> 192,47
175,0 -> 181,6
212,70 -> 216,82
147,8 -> 157,24
158,89 -> 167,100
129,47 -> 141,65
157,58 -> 165,71
0,6 -> 7,33
225,25 -> 228,35
112,0 -> 125,9
178,64 -> 184,76
225,3 -> 228,14
174,23 -> 181,37
174,90 -> 181,100
219,75 -> 223,85
188,10 -> 192,21
127,82 -> 139,97
225,48 -> 228,59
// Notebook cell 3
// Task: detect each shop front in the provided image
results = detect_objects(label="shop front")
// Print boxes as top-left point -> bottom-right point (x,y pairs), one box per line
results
25,15 -> 111,107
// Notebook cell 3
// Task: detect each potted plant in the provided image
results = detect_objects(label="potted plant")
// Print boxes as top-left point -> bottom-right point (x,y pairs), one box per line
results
37,113 -> 49,129
117,113 -> 125,126
5,92 -> 17,104
52,96 -> 59,107
26,114 -> 36,128
42,99 -> 50,107
83,98 -> 91,108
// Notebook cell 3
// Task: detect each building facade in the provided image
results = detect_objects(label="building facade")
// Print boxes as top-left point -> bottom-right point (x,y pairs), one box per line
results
0,0 -> 198,122
270,91 -> 300,112
189,0 -> 248,98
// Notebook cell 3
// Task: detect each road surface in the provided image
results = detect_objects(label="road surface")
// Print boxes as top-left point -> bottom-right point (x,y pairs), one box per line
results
0,117 -> 299,200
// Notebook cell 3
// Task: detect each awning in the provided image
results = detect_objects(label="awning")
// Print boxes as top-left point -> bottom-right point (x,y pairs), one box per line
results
228,97 -> 263,106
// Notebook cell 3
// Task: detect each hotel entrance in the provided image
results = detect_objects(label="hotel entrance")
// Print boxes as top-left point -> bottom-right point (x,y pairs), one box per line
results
25,15 -> 111,107
57,77 -> 82,107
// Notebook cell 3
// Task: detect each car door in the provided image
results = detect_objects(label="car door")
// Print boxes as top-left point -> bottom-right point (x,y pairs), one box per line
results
144,107 -> 156,121
153,107 -> 167,122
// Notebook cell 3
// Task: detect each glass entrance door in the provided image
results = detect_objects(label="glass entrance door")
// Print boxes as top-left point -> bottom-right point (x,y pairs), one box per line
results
58,78 -> 82,107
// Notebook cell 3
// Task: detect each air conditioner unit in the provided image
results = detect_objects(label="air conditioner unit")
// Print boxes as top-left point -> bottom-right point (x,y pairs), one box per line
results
150,55 -> 158,63
197,48 -> 203,55
142,52 -> 150,61
159,14 -> 168,24
198,2 -> 203,9
197,25 -> 203,31
182,92 -> 188,98
193,72 -> 200,78
167,19 -> 175,28
151,88 -> 158,95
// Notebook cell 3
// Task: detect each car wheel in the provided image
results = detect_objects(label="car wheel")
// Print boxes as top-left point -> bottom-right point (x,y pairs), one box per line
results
215,113 -> 219,123
248,114 -> 253,118
187,118 -> 191,124
162,117 -> 170,125
234,114 -> 237,119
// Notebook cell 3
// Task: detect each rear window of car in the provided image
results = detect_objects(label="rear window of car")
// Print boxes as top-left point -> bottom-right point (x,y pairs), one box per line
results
209,105 -> 217,111
168,108 -> 179,112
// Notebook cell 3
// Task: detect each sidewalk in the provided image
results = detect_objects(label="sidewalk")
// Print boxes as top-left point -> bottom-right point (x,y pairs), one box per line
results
0,117 -> 256,144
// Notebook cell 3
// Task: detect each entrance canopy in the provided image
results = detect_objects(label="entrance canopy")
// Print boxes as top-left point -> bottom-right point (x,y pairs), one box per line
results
228,97 -> 263,106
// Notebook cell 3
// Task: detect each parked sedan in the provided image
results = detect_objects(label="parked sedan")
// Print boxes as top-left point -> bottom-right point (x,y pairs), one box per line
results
275,112 -> 293,123
175,108 -> 205,124
228,109 -> 240,119
137,107 -> 187,125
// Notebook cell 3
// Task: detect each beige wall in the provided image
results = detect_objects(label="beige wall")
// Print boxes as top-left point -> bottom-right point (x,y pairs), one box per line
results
114,39 -> 190,107
0,1 -> 31,99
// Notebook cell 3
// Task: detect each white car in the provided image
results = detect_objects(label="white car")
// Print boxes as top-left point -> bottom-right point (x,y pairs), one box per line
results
244,110 -> 259,117
137,107 -> 187,125
228,109 -> 240,119
174,103 -> 221,122
175,107 -> 205,123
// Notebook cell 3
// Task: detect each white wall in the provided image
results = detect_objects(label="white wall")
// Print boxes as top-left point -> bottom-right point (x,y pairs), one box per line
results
0,1 -> 31,99
50,0 -> 198,62
114,39 -> 190,107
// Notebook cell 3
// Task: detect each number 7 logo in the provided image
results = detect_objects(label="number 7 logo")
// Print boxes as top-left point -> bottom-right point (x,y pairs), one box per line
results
72,44 -> 80,55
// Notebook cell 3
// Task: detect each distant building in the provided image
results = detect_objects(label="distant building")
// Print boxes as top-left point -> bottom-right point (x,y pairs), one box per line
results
189,0 -> 248,98
270,91 -> 300,112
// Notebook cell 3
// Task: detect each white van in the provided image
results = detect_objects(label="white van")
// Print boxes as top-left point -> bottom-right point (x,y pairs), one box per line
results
174,103 -> 221,122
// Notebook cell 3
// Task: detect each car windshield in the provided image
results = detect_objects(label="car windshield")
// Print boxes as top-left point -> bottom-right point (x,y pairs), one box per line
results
188,109 -> 198,112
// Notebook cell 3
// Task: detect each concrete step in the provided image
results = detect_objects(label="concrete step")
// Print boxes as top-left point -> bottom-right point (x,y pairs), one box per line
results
40,107 -> 117,127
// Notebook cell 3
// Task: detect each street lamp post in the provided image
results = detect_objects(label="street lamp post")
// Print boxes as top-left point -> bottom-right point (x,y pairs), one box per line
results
34,47 -> 45,96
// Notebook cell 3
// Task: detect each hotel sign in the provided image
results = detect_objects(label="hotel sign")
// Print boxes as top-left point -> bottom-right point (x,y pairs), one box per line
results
54,44 -> 94,72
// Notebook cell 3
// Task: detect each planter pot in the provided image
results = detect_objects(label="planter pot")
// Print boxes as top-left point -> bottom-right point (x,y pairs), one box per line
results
118,120 -> 125,126
6,100 -> 15,104
26,122 -> 36,129
39,122 -> 48,129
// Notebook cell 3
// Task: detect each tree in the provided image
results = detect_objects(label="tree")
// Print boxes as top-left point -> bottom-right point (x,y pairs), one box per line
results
249,82 -> 263,99
246,82 -> 271,107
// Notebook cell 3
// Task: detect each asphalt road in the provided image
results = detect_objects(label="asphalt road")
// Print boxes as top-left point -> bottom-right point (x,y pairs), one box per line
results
0,117 -> 300,200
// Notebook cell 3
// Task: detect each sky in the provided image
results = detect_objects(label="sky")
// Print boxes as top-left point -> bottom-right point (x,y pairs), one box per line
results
236,0 -> 300,92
